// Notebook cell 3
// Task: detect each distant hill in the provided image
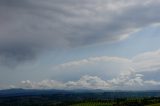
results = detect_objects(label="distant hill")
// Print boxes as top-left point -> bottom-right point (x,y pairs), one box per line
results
0,89 -> 160,99
0,88 -> 69,97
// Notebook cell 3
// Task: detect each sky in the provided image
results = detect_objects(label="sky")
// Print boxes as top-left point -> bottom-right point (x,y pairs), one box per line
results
0,0 -> 160,90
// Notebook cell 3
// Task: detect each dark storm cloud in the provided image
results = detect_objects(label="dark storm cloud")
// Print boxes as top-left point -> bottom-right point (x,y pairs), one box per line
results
0,0 -> 160,65
0,46 -> 35,66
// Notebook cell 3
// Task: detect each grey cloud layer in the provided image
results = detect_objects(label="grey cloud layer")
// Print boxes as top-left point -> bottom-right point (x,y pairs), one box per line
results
0,0 -> 160,64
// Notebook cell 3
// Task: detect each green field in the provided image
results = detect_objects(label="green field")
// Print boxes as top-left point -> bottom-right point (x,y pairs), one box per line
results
70,102 -> 160,106
71,102 -> 113,106
146,103 -> 160,106
71,102 -> 160,106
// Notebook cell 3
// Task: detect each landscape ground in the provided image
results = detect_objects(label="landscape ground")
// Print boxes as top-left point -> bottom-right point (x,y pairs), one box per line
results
146,103 -> 160,106
0,89 -> 160,106
70,101 -> 160,106
0,96 -> 160,106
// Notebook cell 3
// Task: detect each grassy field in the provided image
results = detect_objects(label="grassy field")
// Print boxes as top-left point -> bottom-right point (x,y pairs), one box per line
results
70,102 -> 113,106
70,100 -> 160,106
146,103 -> 160,106
71,102 -> 160,106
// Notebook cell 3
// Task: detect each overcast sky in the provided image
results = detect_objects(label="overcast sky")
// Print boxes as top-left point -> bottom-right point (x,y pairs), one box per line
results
0,0 -> 160,90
